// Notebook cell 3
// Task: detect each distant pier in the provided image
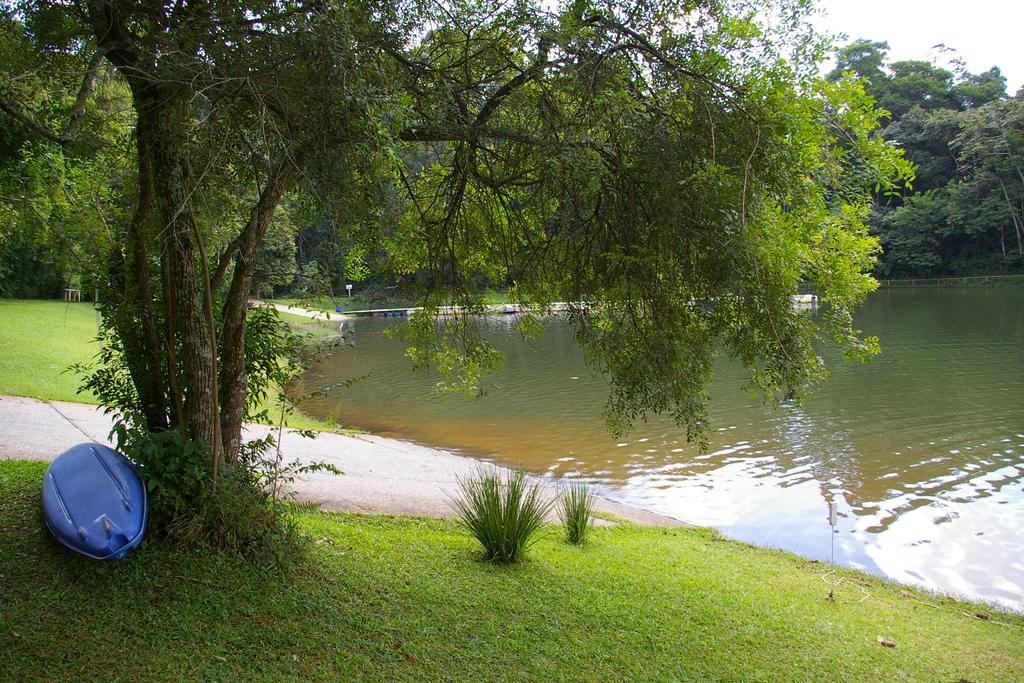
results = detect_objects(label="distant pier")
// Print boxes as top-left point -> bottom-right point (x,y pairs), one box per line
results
335,302 -> 576,319
335,295 -> 817,319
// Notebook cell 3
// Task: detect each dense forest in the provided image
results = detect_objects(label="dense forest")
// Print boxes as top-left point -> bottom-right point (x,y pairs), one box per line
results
828,40 -> 1024,278
1,34 -> 1022,302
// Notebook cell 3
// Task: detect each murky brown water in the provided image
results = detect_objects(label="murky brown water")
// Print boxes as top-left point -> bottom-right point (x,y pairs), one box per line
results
298,288 -> 1024,610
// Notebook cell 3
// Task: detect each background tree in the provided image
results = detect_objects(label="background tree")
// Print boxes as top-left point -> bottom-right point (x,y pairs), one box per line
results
953,96 -> 1024,260
253,205 -> 299,299
877,60 -> 959,119
828,39 -> 889,88
830,37 -> 1022,277
0,11 -> 133,297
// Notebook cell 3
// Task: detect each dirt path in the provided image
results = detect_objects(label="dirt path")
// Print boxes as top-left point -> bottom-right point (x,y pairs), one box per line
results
0,395 -> 684,526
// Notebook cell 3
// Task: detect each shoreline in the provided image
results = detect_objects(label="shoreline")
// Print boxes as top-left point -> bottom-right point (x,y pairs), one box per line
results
5,393 -> 1024,613
0,394 -> 683,527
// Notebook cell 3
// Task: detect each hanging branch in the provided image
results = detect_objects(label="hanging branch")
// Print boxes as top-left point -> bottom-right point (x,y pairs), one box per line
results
0,48 -> 107,147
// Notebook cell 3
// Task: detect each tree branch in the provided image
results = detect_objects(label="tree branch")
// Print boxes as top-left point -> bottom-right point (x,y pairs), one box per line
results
398,125 -> 539,146
584,14 -> 739,96
64,49 -> 107,141
0,48 -> 107,147
211,235 -> 242,292
0,98 -> 66,145
473,41 -> 550,131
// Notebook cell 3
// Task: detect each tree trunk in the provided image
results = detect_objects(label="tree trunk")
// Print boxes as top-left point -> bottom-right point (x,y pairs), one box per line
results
126,135 -> 170,432
219,151 -> 304,460
137,96 -> 221,457
996,178 -> 1019,258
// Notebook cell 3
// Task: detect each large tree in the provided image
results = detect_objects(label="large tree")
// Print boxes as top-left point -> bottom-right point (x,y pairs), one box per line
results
2,1 -> 907,491
954,95 -> 1024,260
828,38 -> 1022,277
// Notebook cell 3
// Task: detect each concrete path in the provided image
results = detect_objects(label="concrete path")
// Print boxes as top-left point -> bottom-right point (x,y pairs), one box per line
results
262,302 -> 337,321
0,395 -> 683,527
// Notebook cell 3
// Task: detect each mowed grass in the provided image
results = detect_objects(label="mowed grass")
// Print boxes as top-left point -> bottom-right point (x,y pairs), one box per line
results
0,300 -> 100,402
275,310 -> 341,338
0,299 -> 343,432
2,460 -> 1021,681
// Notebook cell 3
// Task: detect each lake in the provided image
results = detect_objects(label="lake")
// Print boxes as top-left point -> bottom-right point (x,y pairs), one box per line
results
297,288 -> 1024,610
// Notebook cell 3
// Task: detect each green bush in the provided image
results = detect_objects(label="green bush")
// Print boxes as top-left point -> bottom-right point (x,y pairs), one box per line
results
559,482 -> 595,545
451,467 -> 551,563
114,424 -> 303,566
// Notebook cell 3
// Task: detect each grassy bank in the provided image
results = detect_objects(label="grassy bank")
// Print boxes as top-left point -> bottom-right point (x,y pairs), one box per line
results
0,299 -> 341,432
270,289 -> 511,314
276,310 -> 341,338
1,460 -> 1021,681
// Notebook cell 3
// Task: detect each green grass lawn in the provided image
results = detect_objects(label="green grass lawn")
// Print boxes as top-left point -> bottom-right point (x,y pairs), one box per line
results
0,299 -> 100,402
0,299 -> 342,432
1,460 -> 1021,681
275,311 -> 341,338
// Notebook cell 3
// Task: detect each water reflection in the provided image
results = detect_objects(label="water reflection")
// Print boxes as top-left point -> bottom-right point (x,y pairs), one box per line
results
297,288 -> 1024,610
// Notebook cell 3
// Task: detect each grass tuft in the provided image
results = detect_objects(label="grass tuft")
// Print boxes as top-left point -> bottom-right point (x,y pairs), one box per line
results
450,467 -> 552,563
559,481 -> 595,545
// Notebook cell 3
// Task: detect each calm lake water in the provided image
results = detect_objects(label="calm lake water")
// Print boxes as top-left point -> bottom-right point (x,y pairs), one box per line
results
298,288 -> 1024,610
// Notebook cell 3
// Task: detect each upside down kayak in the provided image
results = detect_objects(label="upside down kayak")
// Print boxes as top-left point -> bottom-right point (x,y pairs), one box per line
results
41,443 -> 148,560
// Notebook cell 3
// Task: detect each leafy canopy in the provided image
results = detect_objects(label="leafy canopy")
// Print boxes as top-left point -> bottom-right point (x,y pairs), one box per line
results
0,0 -> 912,446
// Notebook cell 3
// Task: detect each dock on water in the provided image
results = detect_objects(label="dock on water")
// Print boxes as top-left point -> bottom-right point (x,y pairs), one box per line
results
334,302 -> 576,319
338,296 -> 819,319
263,295 -> 818,321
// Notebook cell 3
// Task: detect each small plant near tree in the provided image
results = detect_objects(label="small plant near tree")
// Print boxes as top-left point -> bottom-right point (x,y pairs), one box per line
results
451,467 -> 552,563
559,481 -> 595,545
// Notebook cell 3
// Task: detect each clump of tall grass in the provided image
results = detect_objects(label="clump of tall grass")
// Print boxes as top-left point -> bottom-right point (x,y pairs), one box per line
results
451,467 -> 552,563
559,481 -> 595,545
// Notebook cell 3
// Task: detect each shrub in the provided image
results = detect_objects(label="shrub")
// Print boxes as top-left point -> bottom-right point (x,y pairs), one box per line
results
559,481 -> 595,545
451,467 -> 552,563
114,423 -> 314,566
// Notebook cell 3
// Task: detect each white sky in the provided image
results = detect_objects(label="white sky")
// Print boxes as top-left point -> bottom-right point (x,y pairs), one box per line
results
810,0 -> 1024,94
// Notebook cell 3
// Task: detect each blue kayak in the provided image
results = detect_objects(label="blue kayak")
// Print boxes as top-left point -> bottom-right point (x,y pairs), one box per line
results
41,443 -> 148,560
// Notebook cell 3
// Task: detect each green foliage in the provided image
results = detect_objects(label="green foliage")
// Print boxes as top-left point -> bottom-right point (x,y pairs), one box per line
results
114,424 -> 210,527
375,7 -> 915,439
451,468 -> 552,563
72,315 -> 144,419
558,481 -> 595,545
830,38 -> 1022,278
828,39 -> 890,84
243,306 -> 309,424
0,220 -> 64,298
395,311 -> 504,396
112,422 -> 305,565
879,60 -> 959,119
876,195 -> 945,276
954,97 -> 1024,240
0,18 -> 134,297
253,205 -> 299,298
883,107 -> 962,193
954,67 -> 1009,109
